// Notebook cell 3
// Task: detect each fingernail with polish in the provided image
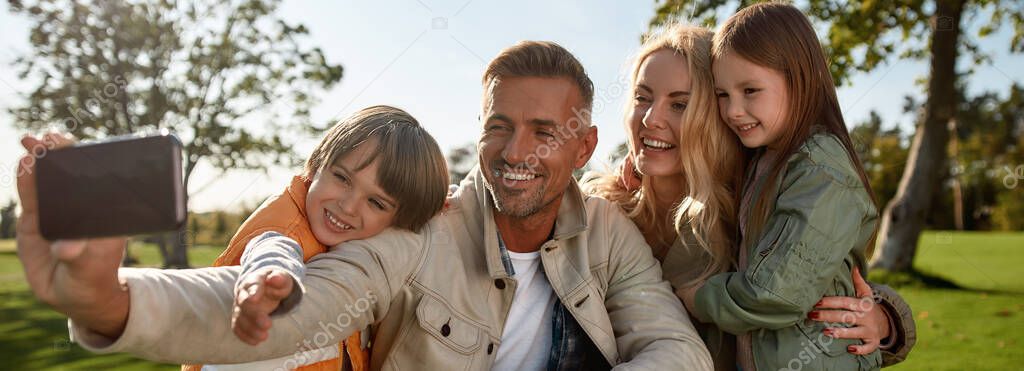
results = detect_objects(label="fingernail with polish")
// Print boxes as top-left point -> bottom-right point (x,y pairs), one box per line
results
847,346 -> 856,353
808,311 -> 820,320
823,328 -> 834,337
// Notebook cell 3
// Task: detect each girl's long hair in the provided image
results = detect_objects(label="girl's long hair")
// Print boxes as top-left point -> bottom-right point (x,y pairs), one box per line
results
713,2 -> 877,251
584,23 -> 743,287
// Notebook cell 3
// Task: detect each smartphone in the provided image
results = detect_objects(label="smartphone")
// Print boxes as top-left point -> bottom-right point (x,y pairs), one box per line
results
35,133 -> 188,240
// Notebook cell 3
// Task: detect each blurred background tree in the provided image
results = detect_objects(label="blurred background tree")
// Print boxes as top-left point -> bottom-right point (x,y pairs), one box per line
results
651,0 -> 1023,277
6,0 -> 343,267
446,142 -> 477,184
0,199 -> 16,239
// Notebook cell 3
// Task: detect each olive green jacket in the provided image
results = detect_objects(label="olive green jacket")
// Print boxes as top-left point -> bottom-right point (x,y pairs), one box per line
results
676,133 -> 914,371
663,235 -> 916,370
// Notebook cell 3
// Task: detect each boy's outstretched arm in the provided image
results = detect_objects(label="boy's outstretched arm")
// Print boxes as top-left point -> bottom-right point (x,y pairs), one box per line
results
231,231 -> 308,344
64,229 -> 423,364
233,268 -> 296,345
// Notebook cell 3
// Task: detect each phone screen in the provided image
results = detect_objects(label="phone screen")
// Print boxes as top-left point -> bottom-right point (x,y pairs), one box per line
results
35,134 -> 187,240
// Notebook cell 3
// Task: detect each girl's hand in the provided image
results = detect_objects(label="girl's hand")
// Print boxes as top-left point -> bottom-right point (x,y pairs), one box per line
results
231,268 -> 295,345
808,266 -> 891,355
617,154 -> 641,192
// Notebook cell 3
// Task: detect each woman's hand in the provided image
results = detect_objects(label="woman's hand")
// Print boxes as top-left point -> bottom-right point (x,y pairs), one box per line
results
617,153 -> 641,192
15,133 -> 131,338
808,266 -> 891,355
676,282 -> 702,320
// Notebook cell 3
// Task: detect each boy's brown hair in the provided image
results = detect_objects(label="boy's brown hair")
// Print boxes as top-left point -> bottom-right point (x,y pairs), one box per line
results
304,105 -> 448,231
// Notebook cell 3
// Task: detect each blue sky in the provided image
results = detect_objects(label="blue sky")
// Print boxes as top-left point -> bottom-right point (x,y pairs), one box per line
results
1,0 -> 1022,212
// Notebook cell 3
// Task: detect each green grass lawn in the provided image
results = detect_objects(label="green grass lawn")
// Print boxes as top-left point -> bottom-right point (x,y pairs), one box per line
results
1,232 -> 1022,370
0,239 -> 223,370
882,232 -> 1024,370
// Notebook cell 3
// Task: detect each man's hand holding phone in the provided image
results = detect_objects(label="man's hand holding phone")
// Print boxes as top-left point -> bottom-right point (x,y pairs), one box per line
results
231,268 -> 295,345
15,133 -> 131,339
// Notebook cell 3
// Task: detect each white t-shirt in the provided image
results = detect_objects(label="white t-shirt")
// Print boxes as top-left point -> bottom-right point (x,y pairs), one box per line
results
491,251 -> 557,371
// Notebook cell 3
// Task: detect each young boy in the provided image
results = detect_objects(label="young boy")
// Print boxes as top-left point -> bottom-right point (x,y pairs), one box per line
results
186,105 -> 449,371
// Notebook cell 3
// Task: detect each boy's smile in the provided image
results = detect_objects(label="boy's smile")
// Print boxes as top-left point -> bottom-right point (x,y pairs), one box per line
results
306,137 -> 399,246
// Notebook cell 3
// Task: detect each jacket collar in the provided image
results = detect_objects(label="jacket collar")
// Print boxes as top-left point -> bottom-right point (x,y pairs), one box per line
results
456,166 -> 589,278
286,175 -> 312,213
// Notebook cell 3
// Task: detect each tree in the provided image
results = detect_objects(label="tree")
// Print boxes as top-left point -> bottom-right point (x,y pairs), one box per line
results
213,210 -> 229,241
0,200 -> 16,239
851,111 -> 910,211
954,84 -> 1024,230
651,0 -> 1024,273
7,0 -> 343,267
446,142 -> 478,184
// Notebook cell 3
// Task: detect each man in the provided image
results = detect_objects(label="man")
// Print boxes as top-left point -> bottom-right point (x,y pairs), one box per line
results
16,41 -> 713,370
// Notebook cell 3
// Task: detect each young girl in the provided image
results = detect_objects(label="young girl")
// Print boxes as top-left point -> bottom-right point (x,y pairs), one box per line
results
677,3 -> 885,370
585,21 -> 912,370
185,105 -> 450,371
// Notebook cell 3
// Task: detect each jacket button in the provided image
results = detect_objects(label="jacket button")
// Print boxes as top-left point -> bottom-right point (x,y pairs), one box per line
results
487,343 -> 494,354
494,279 -> 505,289
441,323 -> 451,337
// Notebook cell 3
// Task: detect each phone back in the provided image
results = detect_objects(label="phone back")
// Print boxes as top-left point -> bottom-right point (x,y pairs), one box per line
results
36,134 -> 187,240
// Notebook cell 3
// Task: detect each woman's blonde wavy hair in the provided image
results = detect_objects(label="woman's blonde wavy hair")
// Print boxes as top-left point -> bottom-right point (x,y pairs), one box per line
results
584,24 -> 743,287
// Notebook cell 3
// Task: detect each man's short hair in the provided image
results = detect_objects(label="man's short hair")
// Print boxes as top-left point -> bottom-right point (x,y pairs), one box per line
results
482,41 -> 594,122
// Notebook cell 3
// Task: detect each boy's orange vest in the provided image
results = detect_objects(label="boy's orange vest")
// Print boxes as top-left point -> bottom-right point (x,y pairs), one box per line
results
182,175 -> 369,371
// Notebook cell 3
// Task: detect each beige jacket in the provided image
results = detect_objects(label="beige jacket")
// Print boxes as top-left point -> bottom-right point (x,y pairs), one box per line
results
71,167 -> 713,370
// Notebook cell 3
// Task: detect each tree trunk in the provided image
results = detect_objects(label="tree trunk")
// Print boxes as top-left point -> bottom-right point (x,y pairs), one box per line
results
121,240 -> 139,267
159,151 -> 194,269
163,227 -> 190,268
871,0 -> 965,272
950,119 -> 965,230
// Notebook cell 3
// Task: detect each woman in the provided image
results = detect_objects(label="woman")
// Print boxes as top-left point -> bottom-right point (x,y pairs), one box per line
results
583,24 -> 914,369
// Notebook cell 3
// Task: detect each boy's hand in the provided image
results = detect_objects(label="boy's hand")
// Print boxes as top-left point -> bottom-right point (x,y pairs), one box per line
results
232,268 -> 295,345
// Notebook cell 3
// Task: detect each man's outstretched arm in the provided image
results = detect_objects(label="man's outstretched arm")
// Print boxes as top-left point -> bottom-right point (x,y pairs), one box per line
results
16,134 -> 419,364
64,233 -> 420,364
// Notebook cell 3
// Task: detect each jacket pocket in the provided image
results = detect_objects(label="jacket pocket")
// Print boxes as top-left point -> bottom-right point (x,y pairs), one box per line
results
387,295 -> 484,370
749,216 -> 792,283
415,295 -> 483,354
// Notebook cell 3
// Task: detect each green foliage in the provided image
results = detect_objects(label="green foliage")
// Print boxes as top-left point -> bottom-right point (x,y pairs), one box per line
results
849,84 -> 1024,231
851,111 -> 909,210
953,84 -> 1024,230
991,190 -> 1024,230
184,209 -> 252,248
650,0 -> 1024,85
7,0 -> 344,186
0,200 -> 16,239
7,0 -> 342,266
